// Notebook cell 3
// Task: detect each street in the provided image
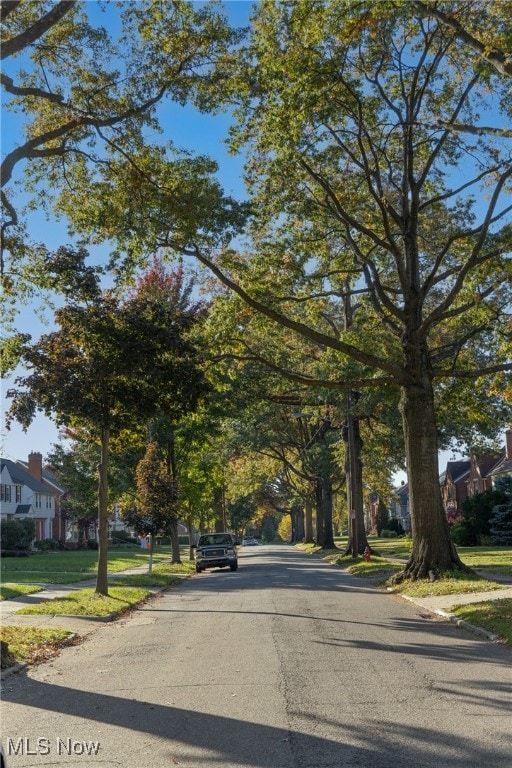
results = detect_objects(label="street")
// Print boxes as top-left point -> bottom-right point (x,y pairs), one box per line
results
1,545 -> 511,768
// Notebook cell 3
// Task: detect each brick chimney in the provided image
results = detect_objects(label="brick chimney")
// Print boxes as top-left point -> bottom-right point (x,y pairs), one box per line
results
506,429 -> 512,460
27,452 -> 43,482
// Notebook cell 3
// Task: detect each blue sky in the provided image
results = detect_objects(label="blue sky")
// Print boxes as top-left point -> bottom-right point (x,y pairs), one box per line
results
2,1 -> 254,463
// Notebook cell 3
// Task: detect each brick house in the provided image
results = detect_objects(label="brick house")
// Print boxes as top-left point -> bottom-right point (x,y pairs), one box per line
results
440,460 -> 471,515
465,452 -> 503,497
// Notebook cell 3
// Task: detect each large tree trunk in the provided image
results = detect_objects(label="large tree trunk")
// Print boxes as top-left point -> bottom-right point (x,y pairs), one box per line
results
395,380 -> 468,581
314,478 -> 324,545
320,476 -> 335,549
292,505 -> 305,542
342,405 -> 370,557
304,495 -> 314,542
95,426 -> 110,595
169,518 -> 181,564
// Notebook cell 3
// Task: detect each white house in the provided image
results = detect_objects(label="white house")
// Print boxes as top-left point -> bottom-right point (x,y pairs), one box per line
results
0,455 -> 58,541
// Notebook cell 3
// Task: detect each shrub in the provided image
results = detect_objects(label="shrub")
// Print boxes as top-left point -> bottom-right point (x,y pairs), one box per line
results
33,538 -> 60,551
460,487 -> 509,544
380,529 -> 398,539
1,518 -> 36,552
385,518 -> 404,535
450,521 -> 477,546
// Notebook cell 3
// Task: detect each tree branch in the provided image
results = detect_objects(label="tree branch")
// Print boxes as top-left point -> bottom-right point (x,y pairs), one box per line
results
184,243 -> 405,381
1,1 -> 77,60
413,1 -> 512,77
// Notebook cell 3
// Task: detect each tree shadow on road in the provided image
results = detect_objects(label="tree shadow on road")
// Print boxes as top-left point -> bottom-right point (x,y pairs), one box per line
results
2,675 -> 511,768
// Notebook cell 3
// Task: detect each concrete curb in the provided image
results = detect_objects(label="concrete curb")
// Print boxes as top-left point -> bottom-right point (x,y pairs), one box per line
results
399,594 -> 499,642
432,607 -> 498,642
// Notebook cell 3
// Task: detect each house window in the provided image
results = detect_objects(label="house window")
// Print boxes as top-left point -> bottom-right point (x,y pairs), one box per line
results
1,484 -> 11,502
15,485 -> 22,503
46,496 -> 52,509
35,494 -> 42,509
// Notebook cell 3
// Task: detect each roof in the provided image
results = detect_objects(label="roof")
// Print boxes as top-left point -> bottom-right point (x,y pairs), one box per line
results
446,460 -> 471,483
478,454 -> 505,478
490,457 -> 512,477
17,460 -> 65,493
0,458 -> 54,495
15,504 -> 33,514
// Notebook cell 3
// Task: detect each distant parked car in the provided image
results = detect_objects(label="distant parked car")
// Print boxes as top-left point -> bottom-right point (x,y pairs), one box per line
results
193,533 -> 238,573
242,537 -> 259,546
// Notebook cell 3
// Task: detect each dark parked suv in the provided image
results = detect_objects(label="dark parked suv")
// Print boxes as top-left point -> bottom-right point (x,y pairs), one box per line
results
194,533 -> 238,573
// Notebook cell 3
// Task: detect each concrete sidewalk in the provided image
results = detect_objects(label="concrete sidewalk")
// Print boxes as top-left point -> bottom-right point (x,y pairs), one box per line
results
0,563 -> 180,635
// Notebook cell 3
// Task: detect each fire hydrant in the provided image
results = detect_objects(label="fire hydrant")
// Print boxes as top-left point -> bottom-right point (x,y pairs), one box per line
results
363,545 -> 371,562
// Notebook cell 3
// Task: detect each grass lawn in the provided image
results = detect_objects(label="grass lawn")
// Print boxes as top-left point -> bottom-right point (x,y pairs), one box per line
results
389,571 -> 504,598
0,626 -> 77,668
15,586 -> 150,617
0,547 -> 177,584
298,537 -> 512,597
0,583 -> 45,601
109,560 -> 196,587
450,599 -> 512,647
455,547 -> 512,576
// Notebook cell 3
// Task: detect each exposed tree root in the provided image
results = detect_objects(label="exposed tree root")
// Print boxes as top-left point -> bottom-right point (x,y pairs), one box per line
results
390,559 -> 474,585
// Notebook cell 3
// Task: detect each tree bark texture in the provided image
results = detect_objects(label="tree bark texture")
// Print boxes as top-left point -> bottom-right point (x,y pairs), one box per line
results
315,478 -> 324,546
169,518 -> 181,564
292,505 -> 304,542
95,426 -> 110,595
343,409 -> 370,557
397,381 -> 467,581
304,496 -> 314,543
320,476 -> 335,549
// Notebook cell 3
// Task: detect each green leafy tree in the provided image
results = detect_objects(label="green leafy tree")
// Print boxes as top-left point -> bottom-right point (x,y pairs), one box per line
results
1,0 -> 240,329
46,439 -> 98,545
376,502 -> 391,537
489,476 -> 512,545
460,487 -> 510,545
185,0 -> 511,580
6,248 -> 208,593
133,441 -> 179,572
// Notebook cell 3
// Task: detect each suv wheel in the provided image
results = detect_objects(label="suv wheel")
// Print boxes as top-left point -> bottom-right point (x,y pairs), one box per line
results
230,562 -> 238,571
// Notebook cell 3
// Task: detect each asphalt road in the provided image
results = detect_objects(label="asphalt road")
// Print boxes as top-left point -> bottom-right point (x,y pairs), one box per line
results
1,545 -> 511,768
